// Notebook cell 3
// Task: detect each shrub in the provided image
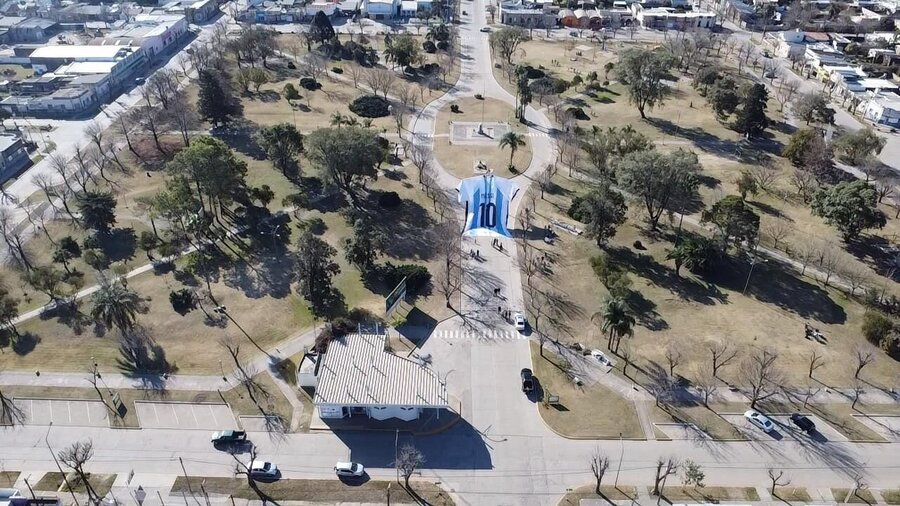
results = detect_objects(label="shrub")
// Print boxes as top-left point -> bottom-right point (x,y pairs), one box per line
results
862,311 -> 894,348
381,263 -> 431,293
521,65 -> 545,79
423,40 -> 437,53
169,288 -> 195,314
566,107 -> 589,120
299,77 -> 321,91
378,191 -> 402,208
349,94 -> 390,117
567,195 -> 588,222
314,307 -> 383,352
82,235 -> 100,251
450,103 -> 460,113
287,61 -> 296,69
331,66 -> 343,74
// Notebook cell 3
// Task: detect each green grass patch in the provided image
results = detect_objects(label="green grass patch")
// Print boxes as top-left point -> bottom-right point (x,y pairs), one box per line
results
64,473 -> 116,498
0,471 -> 19,487
881,489 -> 900,504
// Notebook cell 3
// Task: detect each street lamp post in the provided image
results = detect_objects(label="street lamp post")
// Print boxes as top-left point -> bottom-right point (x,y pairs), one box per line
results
46,422 -> 80,506
742,252 -> 766,295
613,432 -> 623,488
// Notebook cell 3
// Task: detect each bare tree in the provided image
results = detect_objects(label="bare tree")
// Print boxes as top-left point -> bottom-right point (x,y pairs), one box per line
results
433,220 -> 461,309
748,165 -> 779,193
694,364 -> 718,407
652,457 -> 679,496
363,68 -> 397,99
619,342 -> 634,378
147,68 -> 180,109
817,243 -> 845,288
854,347 -> 875,379
842,264 -> 870,297
396,83 -> 420,113
851,379 -> 864,409
135,103 -> 167,153
740,347 -> 784,408
408,142 -> 433,185
113,109 -> 141,158
301,53 -> 328,82
664,345 -> 683,377
790,168 -> 819,203
768,468 -> 791,496
0,378 -> 25,426
807,349 -> 825,378
707,340 -> 738,378
169,91 -> 198,147
220,338 -> 269,409
761,218 -> 793,250
347,62 -> 364,88
536,165 -> 552,199
589,451 -> 610,495
0,207 -> 34,271
395,443 -> 425,489
85,365 -> 117,418
58,439 -> 101,505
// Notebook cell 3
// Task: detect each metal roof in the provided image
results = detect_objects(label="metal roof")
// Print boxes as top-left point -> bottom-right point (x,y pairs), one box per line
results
314,333 -> 449,408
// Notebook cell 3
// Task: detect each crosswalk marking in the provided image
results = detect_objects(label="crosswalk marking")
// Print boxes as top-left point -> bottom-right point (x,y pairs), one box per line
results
434,329 -> 527,340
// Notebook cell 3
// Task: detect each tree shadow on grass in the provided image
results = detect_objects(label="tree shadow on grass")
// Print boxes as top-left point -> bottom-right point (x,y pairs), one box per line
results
0,330 -> 40,355
362,193 -> 438,261
749,200 -> 790,220
845,234 -> 900,281
647,117 -> 778,163
606,245 -> 729,306
98,228 -> 137,263
711,257 -> 847,324
213,122 -> 265,161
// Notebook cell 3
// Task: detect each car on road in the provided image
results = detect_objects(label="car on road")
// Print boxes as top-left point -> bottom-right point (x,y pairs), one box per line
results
249,461 -> 279,478
590,349 -> 616,367
513,312 -> 526,331
211,430 -> 247,444
521,368 -> 534,393
334,462 -> 365,477
480,26 -> 491,32
134,77 -> 145,85
744,410 -> 775,433
790,413 -> 816,434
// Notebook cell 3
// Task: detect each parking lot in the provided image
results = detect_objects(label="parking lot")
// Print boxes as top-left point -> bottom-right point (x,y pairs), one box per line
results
14,398 -> 109,427
721,413 -> 847,442
854,415 -> 900,442
135,402 -> 237,430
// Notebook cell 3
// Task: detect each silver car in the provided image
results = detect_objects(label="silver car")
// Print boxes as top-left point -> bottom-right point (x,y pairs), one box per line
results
744,410 -> 775,433
334,461 -> 365,478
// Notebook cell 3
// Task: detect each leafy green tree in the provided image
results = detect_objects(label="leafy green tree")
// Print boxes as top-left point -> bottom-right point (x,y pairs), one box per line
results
283,83 -> 300,105
166,136 -> 248,215
295,230 -> 341,312
571,184 -> 627,246
137,231 -> 158,260
426,22 -> 450,43
590,253 -> 632,298
614,48 -> 675,119
309,11 -> 336,44
91,279 -> 142,333
833,127 -> 886,168
666,235 -> 717,276
583,125 -> 651,177
384,33 -> 421,68
782,128 -> 820,165
343,219 -> 383,272
489,26 -> 528,63
304,126 -> 382,204
794,91 -> 834,126
733,83 -> 768,139
246,67 -> 269,93
692,66 -> 721,95
736,170 -> 758,200
498,131 -> 526,169
26,266 -> 65,302
862,311 -> 894,348
514,66 -> 532,120
701,195 -> 760,249
249,185 -> 275,207
617,148 -> 701,229
198,70 -> 240,126
708,77 -> 740,119
0,285 -> 20,340
83,248 -> 110,271
77,190 -> 117,234
257,123 -> 304,176
811,180 -> 887,241
600,296 -> 635,352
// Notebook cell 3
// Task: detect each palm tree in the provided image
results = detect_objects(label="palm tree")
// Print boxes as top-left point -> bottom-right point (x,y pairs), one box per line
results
90,279 -> 141,333
599,296 -> 634,353
498,131 -> 526,170
329,112 -> 345,128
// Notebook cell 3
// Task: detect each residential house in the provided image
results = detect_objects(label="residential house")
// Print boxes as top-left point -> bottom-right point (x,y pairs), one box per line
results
863,91 -> 900,126
27,45 -> 145,85
160,0 -> 218,23
310,332 -> 449,421
364,0 -> 397,19
500,4 -> 557,30
632,4 -> 715,29
108,14 -> 188,60
50,3 -> 122,23
4,17 -> 59,42
0,133 -> 31,183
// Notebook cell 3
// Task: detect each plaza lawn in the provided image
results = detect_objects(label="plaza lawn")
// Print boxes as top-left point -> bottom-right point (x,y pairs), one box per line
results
433,97 -> 531,179
529,342 -> 643,439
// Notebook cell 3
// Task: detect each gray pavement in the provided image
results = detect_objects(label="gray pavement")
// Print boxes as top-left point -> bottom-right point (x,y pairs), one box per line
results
134,401 -> 237,430
14,398 -> 109,427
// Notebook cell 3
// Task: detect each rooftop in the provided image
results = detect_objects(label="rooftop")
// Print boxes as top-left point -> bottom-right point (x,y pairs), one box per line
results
314,333 -> 449,408
29,45 -> 135,60
55,61 -> 118,75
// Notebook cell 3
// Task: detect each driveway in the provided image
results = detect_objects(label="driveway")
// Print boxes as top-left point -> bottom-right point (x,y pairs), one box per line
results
14,398 -> 109,427
134,401 -> 237,430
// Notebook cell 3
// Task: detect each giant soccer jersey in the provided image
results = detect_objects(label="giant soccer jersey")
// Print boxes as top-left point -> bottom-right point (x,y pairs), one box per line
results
457,174 -> 519,237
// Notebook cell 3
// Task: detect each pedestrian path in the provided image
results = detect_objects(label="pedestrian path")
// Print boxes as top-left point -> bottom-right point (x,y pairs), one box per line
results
435,328 -> 527,341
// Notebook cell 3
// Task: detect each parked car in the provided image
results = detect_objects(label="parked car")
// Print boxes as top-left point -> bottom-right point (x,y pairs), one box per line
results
590,349 -> 616,367
249,461 -> 278,478
211,430 -> 247,444
520,368 -> 534,393
480,26 -> 491,32
744,410 -> 775,433
334,462 -> 365,477
513,312 -> 527,331
134,77 -> 145,85
790,413 -> 816,434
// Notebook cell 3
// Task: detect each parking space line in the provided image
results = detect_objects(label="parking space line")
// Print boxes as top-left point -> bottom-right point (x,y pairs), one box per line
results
190,405 -> 200,428
172,404 -> 179,426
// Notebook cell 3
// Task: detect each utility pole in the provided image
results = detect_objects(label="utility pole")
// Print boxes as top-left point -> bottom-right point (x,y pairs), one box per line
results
45,422 -> 80,506
179,457 -> 193,495
613,432 -> 623,488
